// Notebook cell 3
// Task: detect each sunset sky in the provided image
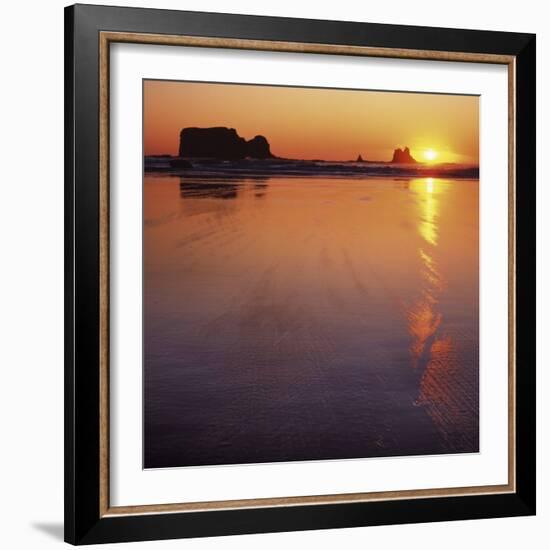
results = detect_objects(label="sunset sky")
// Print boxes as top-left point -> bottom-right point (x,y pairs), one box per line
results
143,80 -> 479,164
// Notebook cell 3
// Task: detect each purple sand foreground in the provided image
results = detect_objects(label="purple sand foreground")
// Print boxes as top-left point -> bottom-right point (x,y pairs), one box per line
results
143,173 -> 479,469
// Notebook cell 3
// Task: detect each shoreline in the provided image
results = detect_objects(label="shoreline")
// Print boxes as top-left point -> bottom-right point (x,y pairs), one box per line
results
144,157 -> 480,179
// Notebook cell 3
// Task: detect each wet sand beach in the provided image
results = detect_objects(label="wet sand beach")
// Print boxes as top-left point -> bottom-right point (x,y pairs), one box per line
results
144,175 -> 479,468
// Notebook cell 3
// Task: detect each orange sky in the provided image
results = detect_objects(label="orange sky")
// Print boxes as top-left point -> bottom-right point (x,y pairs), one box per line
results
143,80 -> 479,164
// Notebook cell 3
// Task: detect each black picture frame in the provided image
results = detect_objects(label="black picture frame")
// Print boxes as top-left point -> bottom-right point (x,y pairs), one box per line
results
65,3 -> 536,545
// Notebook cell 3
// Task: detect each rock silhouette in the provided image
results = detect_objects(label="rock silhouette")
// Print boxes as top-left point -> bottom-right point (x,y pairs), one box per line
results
246,135 -> 273,159
356,154 -> 364,162
391,147 -> 417,164
179,127 -> 274,159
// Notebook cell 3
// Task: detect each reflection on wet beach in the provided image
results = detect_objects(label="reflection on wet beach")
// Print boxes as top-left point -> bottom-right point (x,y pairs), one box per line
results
407,178 -> 445,370
407,178 -> 479,451
179,176 -> 269,201
144,175 -> 479,468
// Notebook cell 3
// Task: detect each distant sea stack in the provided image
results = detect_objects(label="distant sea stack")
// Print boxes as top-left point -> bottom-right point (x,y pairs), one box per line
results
356,154 -> 364,162
178,127 -> 274,159
391,147 -> 417,164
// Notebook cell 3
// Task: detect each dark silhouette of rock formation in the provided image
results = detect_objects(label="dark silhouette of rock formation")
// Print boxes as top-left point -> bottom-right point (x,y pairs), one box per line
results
245,135 -> 273,159
391,147 -> 417,164
356,154 -> 364,162
179,127 -> 274,159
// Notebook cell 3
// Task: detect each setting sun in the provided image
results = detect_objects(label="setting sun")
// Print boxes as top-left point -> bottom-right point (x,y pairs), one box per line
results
423,149 -> 438,162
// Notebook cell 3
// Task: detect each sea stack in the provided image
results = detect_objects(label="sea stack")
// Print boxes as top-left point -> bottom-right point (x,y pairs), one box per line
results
391,147 -> 417,164
356,154 -> 364,162
178,127 -> 274,159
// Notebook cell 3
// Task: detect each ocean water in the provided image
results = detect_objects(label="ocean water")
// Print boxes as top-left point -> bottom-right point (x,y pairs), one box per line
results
143,174 -> 479,468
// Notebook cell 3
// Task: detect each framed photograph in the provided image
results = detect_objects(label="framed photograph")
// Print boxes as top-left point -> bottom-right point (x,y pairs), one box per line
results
64,4 -> 536,545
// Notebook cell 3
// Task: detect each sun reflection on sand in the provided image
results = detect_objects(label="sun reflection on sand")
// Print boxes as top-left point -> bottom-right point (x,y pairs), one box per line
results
406,178 -> 465,448
407,179 -> 446,369
414,177 -> 439,246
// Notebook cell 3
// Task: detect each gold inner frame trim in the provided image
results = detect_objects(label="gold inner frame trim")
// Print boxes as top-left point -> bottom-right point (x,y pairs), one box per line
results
98,30 -> 516,517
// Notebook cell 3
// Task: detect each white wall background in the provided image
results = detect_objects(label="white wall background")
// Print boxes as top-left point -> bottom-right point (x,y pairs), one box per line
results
0,0 -> 546,548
